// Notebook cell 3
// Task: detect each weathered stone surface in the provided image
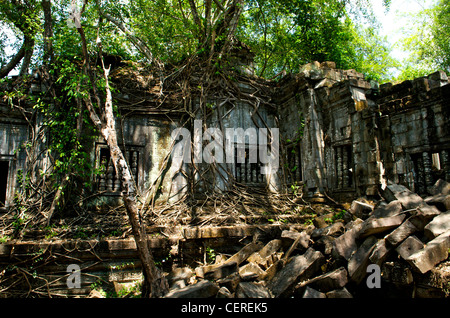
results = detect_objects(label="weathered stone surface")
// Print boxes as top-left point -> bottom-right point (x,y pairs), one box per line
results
268,248 -> 325,297
236,282 -> 271,298
332,220 -> 364,260
301,267 -> 348,292
424,211 -> 450,240
385,219 -> 418,247
425,194 -> 450,212
359,214 -> 406,239
239,262 -> 265,280
164,280 -> 220,298
428,179 -> 450,196
409,204 -> 442,230
281,231 -> 311,250
348,236 -> 378,284
369,239 -> 391,265
325,287 -> 353,298
167,267 -> 194,286
395,236 -> 424,260
311,222 -> 345,239
383,183 -> 425,210
406,230 -> 450,274
247,239 -> 282,265
349,200 -> 374,219
372,200 -> 403,218
216,286 -> 233,298
302,286 -> 326,298
204,261 -> 239,280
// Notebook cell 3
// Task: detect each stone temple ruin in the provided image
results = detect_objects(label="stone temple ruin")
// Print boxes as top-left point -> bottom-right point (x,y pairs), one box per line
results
1,55 -> 449,209
0,48 -> 450,298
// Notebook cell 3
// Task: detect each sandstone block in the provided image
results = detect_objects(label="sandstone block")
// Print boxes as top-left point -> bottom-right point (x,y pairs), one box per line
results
349,200 -> 374,219
302,286 -> 326,298
372,200 -> 403,218
428,179 -> 450,196
164,280 -> 219,298
425,194 -> 450,212
268,248 -> 325,297
424,211 -> 450,240
385,219 -> 418,247
332,221 -> 364,260
369,239 -> 391,265
325,287 -> 353,298
406,230 -> 450,274
395,236 -> 424,260
301,267 -> 348,292
359,214 -> 406,239
236,282 -> 271,298
348,236 -> 378,284
382,183 -> 424,210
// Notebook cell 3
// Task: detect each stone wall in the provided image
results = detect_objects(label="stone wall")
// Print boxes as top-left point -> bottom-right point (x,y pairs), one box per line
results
276,62 -> 450,200
1,60 -> 449,207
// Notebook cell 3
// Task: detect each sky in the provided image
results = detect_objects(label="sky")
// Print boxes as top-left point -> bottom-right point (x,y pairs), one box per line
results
371,0 -> 438,61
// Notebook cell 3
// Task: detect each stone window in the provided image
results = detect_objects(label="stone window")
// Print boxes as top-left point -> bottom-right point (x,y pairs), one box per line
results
96,144 -> 140,194
234,145 -> 265,185
411,150 -> 450,194
335,145 -> 353,189
286,143 -> 302,184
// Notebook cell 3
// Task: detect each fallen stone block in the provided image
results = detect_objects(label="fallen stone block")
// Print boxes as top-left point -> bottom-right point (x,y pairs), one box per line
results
409,204 -> 441,230
196,241 -> 263,278
299,267 -> 348,293
385,219 -> 418,247
425,194 -> 450,212
382,183 -> 424,210
236,282 -> 271,298
204,261 -> 239,280
311,222 -> 344,239
248,239 -> 282,265
348,235 -> 378,284
239,262 -> 265,281
325,287 -> 353,298
428,179 -> 450,196
424,211 -> 450,240
406,230 -> 450,274
369,239 -> 391,265
216,286 -> 233,298
359,214 -> 406,239
395,236 -> 424,260
372,200 -> 403,218
167,267 -> 194,286
315,235 -> 335,255
302,286 -> 326,298
164,280 -> 220,298
226,241 -> 265,266
332,220 -> 364,260
217,273 -> 240,292
349,200 -> 374,219
268,248 -> 325,298
281,231 -> 310,249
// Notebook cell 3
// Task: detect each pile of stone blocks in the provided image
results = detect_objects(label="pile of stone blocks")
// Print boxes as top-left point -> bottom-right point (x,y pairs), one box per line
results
163,179 -> 450,298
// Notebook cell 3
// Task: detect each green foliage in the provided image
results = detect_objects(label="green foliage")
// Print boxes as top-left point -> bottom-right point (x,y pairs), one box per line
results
395,0 -> 450,81
239,0 -> 396,80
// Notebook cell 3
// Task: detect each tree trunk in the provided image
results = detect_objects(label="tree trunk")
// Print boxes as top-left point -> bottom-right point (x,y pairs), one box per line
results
75,18 -> 168,298
0,35 -> 32,78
